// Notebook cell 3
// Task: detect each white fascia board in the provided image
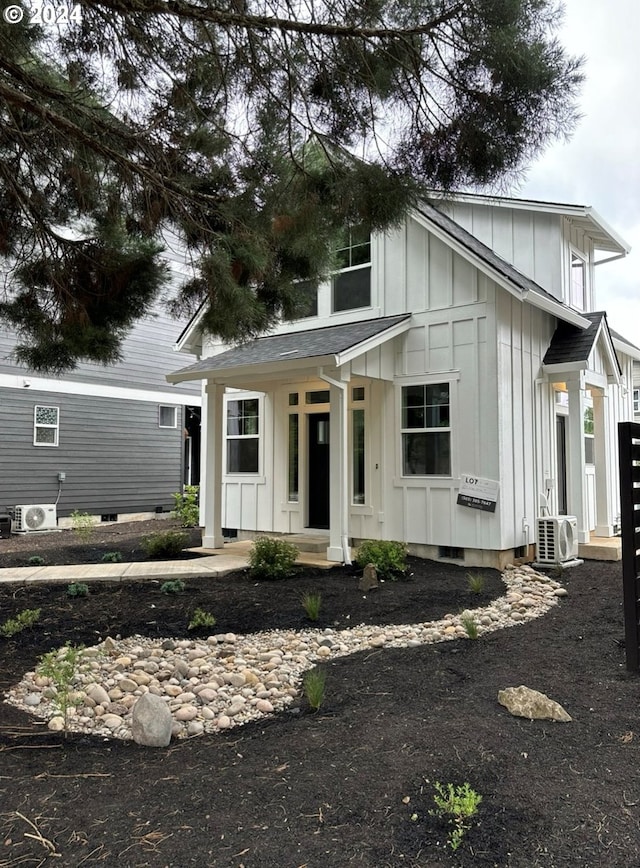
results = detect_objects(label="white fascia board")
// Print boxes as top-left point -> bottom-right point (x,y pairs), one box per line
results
167,354 -> 338,385
584,207 -> 631,255
335,317 -> 412,367
542,361 -> 587,375
0,373 -> 200,406
613,337 -> 640,362
174,305 -> 206,356
412,208 -> 590,329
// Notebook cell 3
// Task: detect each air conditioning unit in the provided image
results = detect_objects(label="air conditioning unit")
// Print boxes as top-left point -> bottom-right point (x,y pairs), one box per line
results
536,516 -> 579,564
14,504 -> 58,533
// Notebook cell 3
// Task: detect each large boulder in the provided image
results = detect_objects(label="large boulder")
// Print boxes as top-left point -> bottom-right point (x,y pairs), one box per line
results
131,693 -> 173,746
498,686 -> 572,722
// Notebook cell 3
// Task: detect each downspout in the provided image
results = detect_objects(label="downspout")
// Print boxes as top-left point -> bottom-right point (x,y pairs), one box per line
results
318,367 -> 352,565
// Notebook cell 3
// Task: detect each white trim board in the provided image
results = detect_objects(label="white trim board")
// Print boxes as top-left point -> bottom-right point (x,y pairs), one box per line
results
0,374 -> 201,406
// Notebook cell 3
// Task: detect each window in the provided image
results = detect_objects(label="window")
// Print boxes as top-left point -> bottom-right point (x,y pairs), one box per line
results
584,405 -> 594,465
570,251 -> 587,310
34,405 -> 59,446
159,405 -> 178,428
332,225 -> 371,312
305,389 -> 330,405
293,280 -> 318,318
288,413 -> 299,502
227,398 -> 259,473
401,384 -> 451,476
634,389 -> 640,414
352,408 -> 365,504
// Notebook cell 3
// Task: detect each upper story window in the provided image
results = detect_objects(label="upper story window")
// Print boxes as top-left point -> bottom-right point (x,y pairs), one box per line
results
293,279 -> 318,319
570,251 -> 587,311
34,405 -> 59,446
634,389 -> 640,414
332,225 -> 371,313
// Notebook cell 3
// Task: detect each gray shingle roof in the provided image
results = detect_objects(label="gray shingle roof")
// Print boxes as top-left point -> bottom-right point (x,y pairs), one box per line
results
169,314 -> 410,381
543,312 -> 621,375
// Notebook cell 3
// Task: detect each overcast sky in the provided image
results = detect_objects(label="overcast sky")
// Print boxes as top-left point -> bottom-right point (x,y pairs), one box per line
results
512,0 -> 640,347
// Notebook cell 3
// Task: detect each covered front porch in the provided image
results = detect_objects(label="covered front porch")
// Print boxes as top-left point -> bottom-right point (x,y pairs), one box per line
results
167,315 -> 411,563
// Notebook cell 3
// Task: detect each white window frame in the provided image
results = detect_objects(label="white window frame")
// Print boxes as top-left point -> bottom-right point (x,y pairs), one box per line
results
332,226 -> 372,313
634,389 -> 640,414
226,396 -> 261,474
158,405 -> 178,428
569,248 -> 588,311
350,386 -> 367,505
397,376 -> 457,478
33,405 -> 59,447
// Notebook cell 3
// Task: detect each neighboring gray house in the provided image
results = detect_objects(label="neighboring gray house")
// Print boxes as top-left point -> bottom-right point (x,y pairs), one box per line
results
0,301 -> 201,529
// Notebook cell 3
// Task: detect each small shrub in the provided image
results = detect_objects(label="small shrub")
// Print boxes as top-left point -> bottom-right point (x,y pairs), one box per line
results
142,530 -> 189,558
71,510 -> 95,542
28,555 -> 45,566
0,608 -> 41,638
466,572 -> 486,594
248,536 -> 298,580
67,582 -> 89,598
188,608 -> 217,630
160,579 -> 186,594
354,539 -> 408,580
37,644 -> 85,736
101,551 -> 122,563
302,591 -> 322,621
430,781 -> 482,852
303,667 -> 326,712
172,484 -> 200,527
461,614 -> 479,640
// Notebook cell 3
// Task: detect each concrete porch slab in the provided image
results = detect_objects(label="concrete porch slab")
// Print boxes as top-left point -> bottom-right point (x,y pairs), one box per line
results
578,536 -> 622,562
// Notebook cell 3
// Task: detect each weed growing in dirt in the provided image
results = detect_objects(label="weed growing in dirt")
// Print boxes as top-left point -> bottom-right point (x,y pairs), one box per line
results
354,540 -> 407,580
248,536 -> 298,580
28,555 -> 45,566
101,551 -> 122,563
188,608 -> 216,630
37,644 -> 86,735
461,614 -> 479,639
172,484 -> 200,527
160,579 -> 186,594
67,582 -> 89,598
302,592 -> 322,621
303,667 -> 326,711
466,572 -> 486,594
430,781 -> 482,852
142,530 -> 189,558
71,510 -> 95,542
0,608 -> 41,638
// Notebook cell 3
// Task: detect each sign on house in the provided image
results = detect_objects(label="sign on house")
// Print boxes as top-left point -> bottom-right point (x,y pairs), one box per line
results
457,475 -> 499,513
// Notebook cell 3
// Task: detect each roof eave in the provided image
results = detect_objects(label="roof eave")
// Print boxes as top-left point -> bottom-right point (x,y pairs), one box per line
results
167,353 -> 338,384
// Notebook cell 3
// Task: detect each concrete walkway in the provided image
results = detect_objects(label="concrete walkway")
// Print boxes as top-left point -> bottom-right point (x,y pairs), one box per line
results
0,540 -> 335,586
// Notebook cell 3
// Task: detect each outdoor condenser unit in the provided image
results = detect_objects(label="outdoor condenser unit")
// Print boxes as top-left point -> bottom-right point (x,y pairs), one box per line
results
535,516 -> 579,564
13,504 -> 58,533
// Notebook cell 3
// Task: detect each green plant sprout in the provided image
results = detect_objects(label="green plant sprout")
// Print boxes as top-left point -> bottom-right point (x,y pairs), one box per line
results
303,667 -> 326,712
461,614 -> 479,640
0,608 -> 41,638
28,555 -> 45,566
160,579 -> 186,594
188,608 -> 217,630
302,591 -> 322,621
466,572 -> 486,594
37,644 -> 86,736
67,582 -> 89,598
70,510 -> 95,542
101,551 -> 122,563
430,781 -> 482,852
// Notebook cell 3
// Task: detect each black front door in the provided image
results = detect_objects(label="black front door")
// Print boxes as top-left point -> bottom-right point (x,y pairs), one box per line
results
308,413 -> 330,528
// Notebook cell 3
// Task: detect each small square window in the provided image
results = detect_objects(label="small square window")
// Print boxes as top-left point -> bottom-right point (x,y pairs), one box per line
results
34,405 -> 59,447
288,393 -> 299,406
352,386 -> 365,402
305,390 -> 330,405
159,406 -> 178,428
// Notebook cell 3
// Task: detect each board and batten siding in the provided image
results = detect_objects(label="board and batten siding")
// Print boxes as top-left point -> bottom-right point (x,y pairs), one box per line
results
0,389 -> 185,517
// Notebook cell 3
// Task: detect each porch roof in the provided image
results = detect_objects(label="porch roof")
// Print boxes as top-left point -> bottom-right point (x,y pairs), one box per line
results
542,312 -> 622,379
167,314 -> 411,384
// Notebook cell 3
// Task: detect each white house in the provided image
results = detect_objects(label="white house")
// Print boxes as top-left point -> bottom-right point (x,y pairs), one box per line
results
168,193 -> 639,568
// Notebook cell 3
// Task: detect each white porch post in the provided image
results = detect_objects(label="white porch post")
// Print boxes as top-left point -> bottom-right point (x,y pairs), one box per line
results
324,376 -> 351,563
593,389 -> 614,536
201,380 -> 225,549
566,374 -> 590,544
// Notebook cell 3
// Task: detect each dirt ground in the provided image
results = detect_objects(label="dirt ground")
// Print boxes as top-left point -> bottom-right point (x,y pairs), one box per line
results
1,525 -> 639,867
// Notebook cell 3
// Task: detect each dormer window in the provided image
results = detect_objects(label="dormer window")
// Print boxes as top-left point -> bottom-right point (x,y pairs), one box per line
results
570,250 -> 587,311
332,225 -> 371,312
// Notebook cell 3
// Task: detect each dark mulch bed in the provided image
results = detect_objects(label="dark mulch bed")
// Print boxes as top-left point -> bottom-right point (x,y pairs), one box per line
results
1,526 -> 639,867
0,519 -> 203,569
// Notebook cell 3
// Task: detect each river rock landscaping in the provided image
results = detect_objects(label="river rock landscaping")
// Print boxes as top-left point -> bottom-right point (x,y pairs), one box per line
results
1,527 -> 639,867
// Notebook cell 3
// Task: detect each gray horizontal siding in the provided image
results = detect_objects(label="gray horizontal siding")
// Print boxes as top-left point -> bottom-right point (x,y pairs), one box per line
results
0,304 -> 200,396
0,389 -> 188,517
